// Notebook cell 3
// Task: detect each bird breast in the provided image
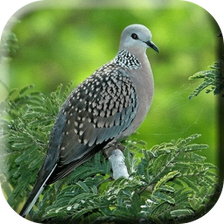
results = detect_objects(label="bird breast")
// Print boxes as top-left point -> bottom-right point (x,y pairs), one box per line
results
117,54 -> 154,139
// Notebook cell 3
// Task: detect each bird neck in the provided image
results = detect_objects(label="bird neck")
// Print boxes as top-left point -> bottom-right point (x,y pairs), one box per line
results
114,49 -> 142,70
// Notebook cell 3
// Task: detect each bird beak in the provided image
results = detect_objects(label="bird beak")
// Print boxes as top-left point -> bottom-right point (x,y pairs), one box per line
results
145,40 -> 159,53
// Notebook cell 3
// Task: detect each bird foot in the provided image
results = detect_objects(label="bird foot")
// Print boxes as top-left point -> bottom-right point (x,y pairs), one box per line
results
103,141 -> 125,158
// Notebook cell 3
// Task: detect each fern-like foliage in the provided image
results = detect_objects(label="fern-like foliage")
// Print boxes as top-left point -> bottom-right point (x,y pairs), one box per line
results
0,29 -> 19,59
189,60 -> 224,99
0,84 -> 72,209
0,85 -> 220,224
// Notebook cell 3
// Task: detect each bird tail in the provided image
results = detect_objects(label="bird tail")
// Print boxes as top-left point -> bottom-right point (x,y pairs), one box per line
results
19,164 -> 57,218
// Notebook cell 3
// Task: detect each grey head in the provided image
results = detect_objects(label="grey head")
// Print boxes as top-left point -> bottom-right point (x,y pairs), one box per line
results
119,24 -> 159,53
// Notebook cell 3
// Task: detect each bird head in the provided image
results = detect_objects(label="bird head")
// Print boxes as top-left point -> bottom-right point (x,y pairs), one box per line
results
119,24 -> 159,53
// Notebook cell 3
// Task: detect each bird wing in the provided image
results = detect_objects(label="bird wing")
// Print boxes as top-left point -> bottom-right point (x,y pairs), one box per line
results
46,63 -> 138,183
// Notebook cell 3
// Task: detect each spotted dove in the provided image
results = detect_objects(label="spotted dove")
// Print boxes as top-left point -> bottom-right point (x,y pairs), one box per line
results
19,24 -> 159,217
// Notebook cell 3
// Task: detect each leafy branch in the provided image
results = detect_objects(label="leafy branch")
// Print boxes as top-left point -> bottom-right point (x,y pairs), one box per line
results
189,60 -> 224,99
0,85 -> 220,224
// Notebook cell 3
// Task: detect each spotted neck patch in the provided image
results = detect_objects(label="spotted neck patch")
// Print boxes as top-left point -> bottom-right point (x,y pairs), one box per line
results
114,49 -> 142,70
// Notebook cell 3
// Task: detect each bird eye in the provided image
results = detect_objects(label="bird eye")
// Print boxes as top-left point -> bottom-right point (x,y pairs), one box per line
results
131,33 -> 138,39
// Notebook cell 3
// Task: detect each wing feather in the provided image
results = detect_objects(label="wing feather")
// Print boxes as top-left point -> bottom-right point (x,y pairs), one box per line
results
46,63 -> 138,184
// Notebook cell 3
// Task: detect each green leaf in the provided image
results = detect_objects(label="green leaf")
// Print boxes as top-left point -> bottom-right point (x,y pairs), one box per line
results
28,155 -> 44,169
14,146 -> 37,163
154,170 -> 179,190
170,209 -> 194,218
189,197 -> 204,211
184,143 -> 208,152
77,181 -> 90,193
189,60 -> 224,99
19,84 -> 35,96
157,185 -> 175,193
153,191 -> 175,205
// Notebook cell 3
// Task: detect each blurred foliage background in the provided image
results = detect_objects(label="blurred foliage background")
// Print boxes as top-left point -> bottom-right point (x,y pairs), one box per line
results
0,0 -> 220,167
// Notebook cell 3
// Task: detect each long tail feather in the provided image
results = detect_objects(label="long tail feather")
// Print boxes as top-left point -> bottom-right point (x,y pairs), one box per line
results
19,164 -> 57,218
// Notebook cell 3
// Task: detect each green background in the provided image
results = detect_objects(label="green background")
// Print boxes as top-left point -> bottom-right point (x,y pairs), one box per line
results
2,0 -> 219,166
